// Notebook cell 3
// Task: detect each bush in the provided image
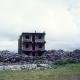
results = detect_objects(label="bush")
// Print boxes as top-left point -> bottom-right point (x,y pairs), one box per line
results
65,59 -> 77,63
54,60 -> 64,65
39,60 -> 44,63
2,62 -> 10,66
78,59 -> 80,62
53,59 -> 78,65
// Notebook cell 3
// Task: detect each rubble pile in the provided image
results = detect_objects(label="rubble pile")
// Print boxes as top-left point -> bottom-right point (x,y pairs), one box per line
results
0,49 -> 80,64
0,64 -> 37,71
0,64 -> 52,71
0,51 -> 21,63
44,49 -> 80,62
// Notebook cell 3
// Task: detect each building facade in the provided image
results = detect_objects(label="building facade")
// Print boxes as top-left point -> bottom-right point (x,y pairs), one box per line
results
18,32 -> 46,56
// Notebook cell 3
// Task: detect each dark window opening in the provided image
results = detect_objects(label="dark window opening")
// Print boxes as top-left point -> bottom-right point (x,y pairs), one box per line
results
32,36 -> 35,41
26,52 -> 29,55
32,44 -> 35,50
38,36 -> 42,39
38,52 -> 42,56
26,44 -> 29,48
39,44 -> 42,48
32,52 -> 35,56
25,35 -> 29,39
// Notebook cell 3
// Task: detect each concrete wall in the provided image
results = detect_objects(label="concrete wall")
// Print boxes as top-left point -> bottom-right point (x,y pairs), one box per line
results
35,34 -> 45,42
35,44 -> 45,50
22,34 -> 32,42
22,43 -> 32,51
22,34 -> 45,42
22,43 -> 45,51
23,51 -> 32,56
18,33 -> 46,56
18,35 -> 22,54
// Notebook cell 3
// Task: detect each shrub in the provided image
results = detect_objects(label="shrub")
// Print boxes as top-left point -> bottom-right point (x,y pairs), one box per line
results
39,60 -> 44,63
2,62 -> 10,66
78,59 -> 80,62
53,59 -> 78,65
54,60 -> 64,65
65,59 -> 77,63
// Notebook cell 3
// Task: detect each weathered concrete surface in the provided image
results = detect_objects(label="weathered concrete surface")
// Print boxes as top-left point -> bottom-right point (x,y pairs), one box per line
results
18,32 -> 46,56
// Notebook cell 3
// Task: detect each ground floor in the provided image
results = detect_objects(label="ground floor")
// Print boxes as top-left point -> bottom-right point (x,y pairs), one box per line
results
22,51 -> 45,56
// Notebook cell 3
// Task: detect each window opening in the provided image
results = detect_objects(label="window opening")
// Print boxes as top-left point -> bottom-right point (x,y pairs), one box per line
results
26,44 -> 29,48
25,35 -> 29,39
26,52 -> 29,55
39,44 -> 42,48
32,36 -> 35,41
38,36 -> 42,39
38,52 -> 42,56
32,44 -> 35,50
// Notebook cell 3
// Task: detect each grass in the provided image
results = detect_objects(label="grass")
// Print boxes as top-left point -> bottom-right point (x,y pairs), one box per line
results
51,63 -> 80,69
0,68 -> 80,80
0,61 -> 80,80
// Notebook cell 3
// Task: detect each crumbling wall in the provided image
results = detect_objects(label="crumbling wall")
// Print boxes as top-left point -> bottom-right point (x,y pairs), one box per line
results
36,44 -> 44,50
18,32 -> 46,56
35,34 -> 45,42
22,43 -> 32,51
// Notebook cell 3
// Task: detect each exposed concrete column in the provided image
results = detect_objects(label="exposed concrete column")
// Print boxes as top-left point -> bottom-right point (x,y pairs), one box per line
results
35,44 -> 36,50
31,53 -> 32,56
31,35 -> 32,41
22,35 -> 23,41
44,43 -> 45,50
35,52 -> 36,56
35,35 -> 36,42
29,52 -> 32,56
35,52 -> 38,56
35,52 -> 37,56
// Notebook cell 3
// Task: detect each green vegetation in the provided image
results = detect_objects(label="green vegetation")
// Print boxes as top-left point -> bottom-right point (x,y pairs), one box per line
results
0,62 -> 10,66
53,59 -> 78,65
0,59 -> 80,80
51,59 -> 80,68
0,68 -> 80,80
52,63 -> 80,69
38,60 -> 44,63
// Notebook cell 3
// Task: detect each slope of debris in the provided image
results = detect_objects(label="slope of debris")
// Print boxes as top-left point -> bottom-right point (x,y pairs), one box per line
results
0,49 -> 80,64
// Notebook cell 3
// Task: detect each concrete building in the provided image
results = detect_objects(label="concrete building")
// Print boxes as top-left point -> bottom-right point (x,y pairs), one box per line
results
18,31 -> 46,56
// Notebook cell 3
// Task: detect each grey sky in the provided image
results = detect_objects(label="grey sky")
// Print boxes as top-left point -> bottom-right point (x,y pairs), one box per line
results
0,0 -> 80,52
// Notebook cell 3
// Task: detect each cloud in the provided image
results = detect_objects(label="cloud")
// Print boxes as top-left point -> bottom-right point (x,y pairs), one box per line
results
0,0 -> 80,52
0,40 -> 17,52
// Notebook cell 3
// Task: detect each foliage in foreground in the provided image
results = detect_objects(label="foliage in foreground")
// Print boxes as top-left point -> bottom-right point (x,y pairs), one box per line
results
0,62 -> 10,66
53,59 -> 79,65
0,68 -> 80,80
51,59 -> 80,68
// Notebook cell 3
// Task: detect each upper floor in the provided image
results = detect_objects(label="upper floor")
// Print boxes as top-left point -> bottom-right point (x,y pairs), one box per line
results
21,32 -> 46,43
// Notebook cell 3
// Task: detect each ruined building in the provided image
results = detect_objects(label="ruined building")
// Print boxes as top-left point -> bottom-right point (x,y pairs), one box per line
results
18,32 -> 46,56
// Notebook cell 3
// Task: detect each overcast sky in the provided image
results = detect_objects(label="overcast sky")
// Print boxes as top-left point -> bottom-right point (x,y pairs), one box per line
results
0,0 -> 80,52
